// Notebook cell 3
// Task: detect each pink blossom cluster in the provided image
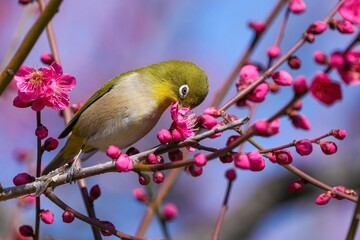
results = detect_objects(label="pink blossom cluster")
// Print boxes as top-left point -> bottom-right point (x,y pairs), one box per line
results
157,102 -> 198,149
106,145 -> 133,172
13,62 -> 76,111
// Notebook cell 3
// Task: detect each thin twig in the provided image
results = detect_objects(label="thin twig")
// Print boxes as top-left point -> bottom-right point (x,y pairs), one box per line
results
212,179 -> 233,240
35,111 -> 42,240
45,190 -> 143,240
346,194 -> 360,240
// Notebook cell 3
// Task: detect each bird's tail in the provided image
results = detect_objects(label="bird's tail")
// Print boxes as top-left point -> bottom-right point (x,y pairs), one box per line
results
42,134 -> 84,175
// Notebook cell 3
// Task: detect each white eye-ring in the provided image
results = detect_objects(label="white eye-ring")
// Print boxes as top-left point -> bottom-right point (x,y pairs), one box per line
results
179,84 -> 189,99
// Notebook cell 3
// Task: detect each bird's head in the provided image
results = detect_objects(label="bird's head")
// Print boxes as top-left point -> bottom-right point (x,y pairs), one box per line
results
145,60 -> 209,110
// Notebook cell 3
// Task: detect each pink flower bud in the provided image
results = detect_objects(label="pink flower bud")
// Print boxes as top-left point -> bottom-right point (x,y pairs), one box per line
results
198,114 -> 218,129
320,141 -> 338,155
13,172 -> 35,186
171,128 -> 182,142
267,45 -> 281,58
288,56 -> 301,69
268,153 -> 277,163
247,83 -> 269,102
115,154 -> 133,172
106,145 -> 121,159
333,186 -> 355,200
42,137 -> 59,151
295,139 -> 313,156
126,147 -> 139,156
153,171 -> 165,183
239,65 -> 259,82
336,20 -> 355,34
70,102 -> 83,114
187,165 -> 203,177
330,51 -> 344,68
254,119 -> 280,137
314,51 -> 328,64
332,129 -> 346,140
271,70 -> 293,86
234,153 -> 251,169
274,150 -> 293,165
18,196 -> 36,206
254,119 -> 267,133
248,150 -> 266,171
89,184 -> 101,202
147,153 -> 157,164
168,149 -> 183,162
316,192 -> 332,205
290,114 -> 311,130
288,180 -> 304,192
194,153 -> 207,167
19,225 -> 34,237
269,82 -> 280,93
225,169 -> 236,181
289,0 -> 306,14
157,129 -> 172,144
138,173 -> 151,185
40,210 -> 54,224
133,188 -> 147,203
162,203 -> 179,221
219,154 -> 233,163
99,220 -> 115,236
305,33 -> 315,43
13,96 -> 31,108
307,20 -> 328,34
226,135 -> 240,146
18,0 -> 33,5
156,155 -> 164,164
209,124 -> 223,139
62,211 -> 75,223
35,125 -> 48,139
292,100 -> 303,110
203,107 -> 221,117
40,53 -> 55,65
248,21 -> 266,33
12,145 -> 26,158
293,76 -> 308,95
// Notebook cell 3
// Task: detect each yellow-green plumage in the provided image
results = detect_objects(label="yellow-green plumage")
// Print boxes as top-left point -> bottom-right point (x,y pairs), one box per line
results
42,60 -> 208,175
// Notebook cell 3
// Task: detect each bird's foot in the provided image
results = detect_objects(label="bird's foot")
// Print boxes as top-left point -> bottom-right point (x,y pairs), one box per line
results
66,163 -> 80,183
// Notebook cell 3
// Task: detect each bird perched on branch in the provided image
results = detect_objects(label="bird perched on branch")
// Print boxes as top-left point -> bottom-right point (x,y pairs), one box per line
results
42,60 -> 209,175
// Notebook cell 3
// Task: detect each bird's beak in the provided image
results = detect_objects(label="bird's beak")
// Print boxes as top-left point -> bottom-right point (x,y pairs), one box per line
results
180,100 -> 190,108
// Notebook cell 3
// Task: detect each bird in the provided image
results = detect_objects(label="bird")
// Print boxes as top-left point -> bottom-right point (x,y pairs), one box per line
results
42,60 -> 209,175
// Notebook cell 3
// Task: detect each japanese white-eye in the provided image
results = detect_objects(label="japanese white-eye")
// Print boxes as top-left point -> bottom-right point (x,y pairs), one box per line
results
42,60 -> 208,175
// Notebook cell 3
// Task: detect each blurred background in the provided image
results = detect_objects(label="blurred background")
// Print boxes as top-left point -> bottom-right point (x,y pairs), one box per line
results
1,0 -> 359,239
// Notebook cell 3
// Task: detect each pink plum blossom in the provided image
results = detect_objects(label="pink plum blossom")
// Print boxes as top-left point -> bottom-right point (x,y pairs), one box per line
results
309,72 -> 342,105
170,102 -> 197,141
338,0 -> 360,25
13,62 -> 76,111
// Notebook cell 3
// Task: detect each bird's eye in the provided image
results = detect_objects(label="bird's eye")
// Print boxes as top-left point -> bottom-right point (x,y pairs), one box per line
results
179,84 -> 189,99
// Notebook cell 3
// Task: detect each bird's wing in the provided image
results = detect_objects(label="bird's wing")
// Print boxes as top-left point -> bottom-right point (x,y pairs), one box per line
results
58,76 -> 120,139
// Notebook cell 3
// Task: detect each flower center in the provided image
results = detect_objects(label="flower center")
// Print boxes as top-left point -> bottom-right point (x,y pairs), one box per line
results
29,71 -> 44,86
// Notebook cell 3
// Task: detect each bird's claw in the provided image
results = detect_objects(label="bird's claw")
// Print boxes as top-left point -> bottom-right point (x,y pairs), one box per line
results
66,164 -> 80,183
